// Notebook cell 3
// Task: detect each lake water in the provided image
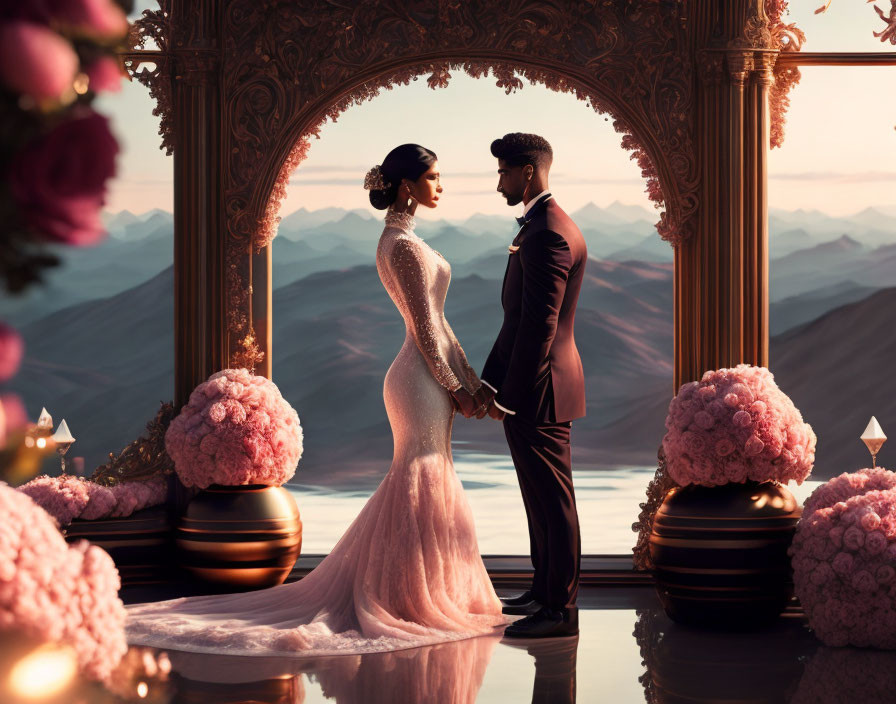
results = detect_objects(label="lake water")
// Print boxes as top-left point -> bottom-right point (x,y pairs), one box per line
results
286,450 -> 823,555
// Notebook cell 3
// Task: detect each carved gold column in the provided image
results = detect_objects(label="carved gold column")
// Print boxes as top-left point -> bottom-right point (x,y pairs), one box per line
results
171,5 -> 225,408
727,51 -> 752,365
676,0 -> 774,388
170,1 -> 225,511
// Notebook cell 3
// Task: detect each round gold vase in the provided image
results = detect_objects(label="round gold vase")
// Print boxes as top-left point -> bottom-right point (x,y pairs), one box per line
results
648,480 -> 801,628
176,484 -> 302,590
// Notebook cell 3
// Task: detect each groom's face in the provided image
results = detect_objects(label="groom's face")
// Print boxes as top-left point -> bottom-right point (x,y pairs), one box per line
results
496,159 -> 531,207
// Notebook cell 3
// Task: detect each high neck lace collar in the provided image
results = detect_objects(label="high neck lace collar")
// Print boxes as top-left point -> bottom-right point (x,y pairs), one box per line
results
384,209 -> 415,232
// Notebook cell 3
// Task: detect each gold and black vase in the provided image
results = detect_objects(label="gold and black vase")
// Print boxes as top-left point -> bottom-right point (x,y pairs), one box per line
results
65,504 -> 174,587
175,484 -> 302,590
648,480 -> 801,628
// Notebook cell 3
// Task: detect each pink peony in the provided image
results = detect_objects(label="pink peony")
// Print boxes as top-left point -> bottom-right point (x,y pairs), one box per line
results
662,364 -> 816,487
0,21 -> 79,101
790,468 -> 896,648
165,368 -> 304,489
0,482 -> 126,681
9,110 -> 119,246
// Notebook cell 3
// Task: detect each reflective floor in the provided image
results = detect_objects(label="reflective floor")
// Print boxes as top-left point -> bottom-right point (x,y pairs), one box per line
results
123,586 -> 896,703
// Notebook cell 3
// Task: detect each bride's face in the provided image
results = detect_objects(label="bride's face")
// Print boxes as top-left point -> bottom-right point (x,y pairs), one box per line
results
405,161 -> 442,209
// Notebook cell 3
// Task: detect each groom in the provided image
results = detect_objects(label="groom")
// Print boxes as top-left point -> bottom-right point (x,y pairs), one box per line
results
479,133 -> 587,639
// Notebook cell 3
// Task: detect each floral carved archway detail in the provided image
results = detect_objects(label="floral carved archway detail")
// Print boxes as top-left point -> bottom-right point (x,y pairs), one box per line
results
215,0 -> 698,368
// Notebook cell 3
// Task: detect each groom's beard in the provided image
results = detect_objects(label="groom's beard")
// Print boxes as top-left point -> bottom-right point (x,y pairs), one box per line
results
501,192 -> 523,206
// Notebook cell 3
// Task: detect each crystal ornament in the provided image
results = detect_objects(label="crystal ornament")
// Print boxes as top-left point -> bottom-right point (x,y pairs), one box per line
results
861,416 -> 887,468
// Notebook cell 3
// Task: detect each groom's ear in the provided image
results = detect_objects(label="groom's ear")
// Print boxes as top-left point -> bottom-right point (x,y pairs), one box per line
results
523,164 -> 534,181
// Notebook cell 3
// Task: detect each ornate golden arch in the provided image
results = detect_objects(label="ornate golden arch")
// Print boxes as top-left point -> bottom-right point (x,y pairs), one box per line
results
128,0 -> 788,409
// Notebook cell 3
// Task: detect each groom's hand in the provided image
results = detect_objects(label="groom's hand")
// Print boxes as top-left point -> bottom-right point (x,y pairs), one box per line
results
486,401 -> 506,421
473,385 -> 494,419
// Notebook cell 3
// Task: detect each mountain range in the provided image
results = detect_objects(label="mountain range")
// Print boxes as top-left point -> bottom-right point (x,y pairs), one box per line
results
2,204 -> 895,485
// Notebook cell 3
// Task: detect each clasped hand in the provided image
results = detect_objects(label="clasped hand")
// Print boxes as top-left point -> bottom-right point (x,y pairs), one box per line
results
449,385 -> 505,421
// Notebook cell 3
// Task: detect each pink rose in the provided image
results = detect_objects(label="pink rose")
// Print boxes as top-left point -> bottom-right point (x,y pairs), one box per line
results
714,438 -> 735,457
861,512 -> 882,531
877,565 -> 895,584
744,436 -> 764,457
843,526 -> 865,551
0,322 -> 24,382
865,531 -> 888,555
852,571 -> 877,593
693,411 -> 714,429
697,385 -> 716,401
85,56 -> 122,93
10,111 -> 119,245
723,392 -> 741,408
0,22 -> 78,101
681,431 -> 706,455
831,551 -> 853,575
732,410 -> 752,428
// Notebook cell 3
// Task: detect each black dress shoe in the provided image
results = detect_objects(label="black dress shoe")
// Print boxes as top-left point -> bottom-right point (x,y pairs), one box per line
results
500,590 -> 534,606
502,599 -> 542,616
503,606 -> 579,639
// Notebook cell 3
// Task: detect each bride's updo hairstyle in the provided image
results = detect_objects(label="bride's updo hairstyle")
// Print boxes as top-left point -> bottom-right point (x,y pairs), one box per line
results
364,144 -> 437,210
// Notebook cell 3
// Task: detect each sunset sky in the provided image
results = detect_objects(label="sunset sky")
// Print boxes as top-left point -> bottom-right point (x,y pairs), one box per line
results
100,1 -> 896,220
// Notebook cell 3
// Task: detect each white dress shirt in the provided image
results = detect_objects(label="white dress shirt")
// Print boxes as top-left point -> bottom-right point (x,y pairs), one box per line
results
481,190 -> 553,416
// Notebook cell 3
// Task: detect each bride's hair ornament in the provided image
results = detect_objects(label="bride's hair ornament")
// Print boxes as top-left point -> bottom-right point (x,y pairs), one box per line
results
363,165 -> 389,191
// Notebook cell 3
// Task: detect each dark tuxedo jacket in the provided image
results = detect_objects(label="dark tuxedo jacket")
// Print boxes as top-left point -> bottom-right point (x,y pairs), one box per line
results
482,196 -> 587,424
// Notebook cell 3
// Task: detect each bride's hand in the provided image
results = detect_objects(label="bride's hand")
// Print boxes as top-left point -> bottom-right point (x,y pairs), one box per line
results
450,387 -> 478,418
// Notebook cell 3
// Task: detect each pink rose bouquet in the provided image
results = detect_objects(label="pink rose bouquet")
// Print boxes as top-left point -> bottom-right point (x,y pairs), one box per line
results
10,110 -> 120,246
790,468 -> 896,648
0,482 -> 127,682
165,368 -> 304,489
662,364 -> 816,486
18,474 -> 167,526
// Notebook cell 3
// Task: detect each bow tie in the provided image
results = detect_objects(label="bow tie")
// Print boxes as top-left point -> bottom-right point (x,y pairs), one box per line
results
515,194 -> 551,227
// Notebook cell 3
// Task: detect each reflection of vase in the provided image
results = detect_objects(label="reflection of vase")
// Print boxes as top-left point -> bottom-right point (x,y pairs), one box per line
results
65,505 -> 173,586
634,607 -> 816,703
648,480 -> 801,627
170,673 -> 303,704
176,484 -> 301,589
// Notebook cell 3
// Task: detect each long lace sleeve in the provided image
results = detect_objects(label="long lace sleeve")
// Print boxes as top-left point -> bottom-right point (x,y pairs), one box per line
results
443,318 -> 481,393
386,236 -> 462,391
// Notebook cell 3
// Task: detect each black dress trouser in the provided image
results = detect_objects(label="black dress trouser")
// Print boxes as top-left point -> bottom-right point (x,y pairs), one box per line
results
503,414 -> 581,610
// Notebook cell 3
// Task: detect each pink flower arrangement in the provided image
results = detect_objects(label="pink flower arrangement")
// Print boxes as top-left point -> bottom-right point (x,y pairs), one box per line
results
10,110 -> 120,246
662,364 -> 816,486
0,482 -> 127,682
790,468 -> 896,648
18,474 -> 167,527
165,368 -> 303,489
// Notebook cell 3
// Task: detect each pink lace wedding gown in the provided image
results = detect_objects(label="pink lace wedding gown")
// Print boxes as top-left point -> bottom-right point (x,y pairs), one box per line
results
125,209 -> 505,655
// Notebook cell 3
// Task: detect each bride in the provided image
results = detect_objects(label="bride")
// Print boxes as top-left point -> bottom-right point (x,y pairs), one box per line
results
125,144 -> 506,656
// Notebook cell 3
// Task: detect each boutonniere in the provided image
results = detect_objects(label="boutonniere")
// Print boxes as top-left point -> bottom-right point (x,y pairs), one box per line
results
508,244 -> 520,254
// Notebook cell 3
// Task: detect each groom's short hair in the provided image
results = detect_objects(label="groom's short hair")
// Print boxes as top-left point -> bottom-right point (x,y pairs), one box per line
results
490,133 -> 553,169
